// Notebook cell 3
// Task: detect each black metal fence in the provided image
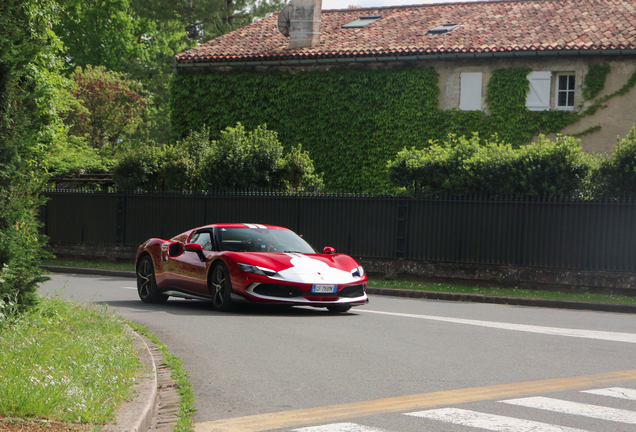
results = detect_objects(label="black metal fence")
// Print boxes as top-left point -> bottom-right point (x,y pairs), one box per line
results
40,190 -> 636,272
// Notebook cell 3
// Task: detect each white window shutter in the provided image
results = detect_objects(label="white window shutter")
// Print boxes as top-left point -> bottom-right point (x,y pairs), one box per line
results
459,72 -> 483,111
526,71 -> 551,111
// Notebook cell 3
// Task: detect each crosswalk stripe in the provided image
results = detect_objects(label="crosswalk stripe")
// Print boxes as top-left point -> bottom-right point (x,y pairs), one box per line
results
582,387 -> 636,401
293,423 -> 388,432
406,407 -> 589,432
501,396 -> 636,424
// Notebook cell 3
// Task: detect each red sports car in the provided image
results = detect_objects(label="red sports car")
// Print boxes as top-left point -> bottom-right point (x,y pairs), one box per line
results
135,223 -> 368,312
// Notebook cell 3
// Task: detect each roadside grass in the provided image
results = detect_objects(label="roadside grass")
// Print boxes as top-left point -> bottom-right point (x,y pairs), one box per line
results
368,278 -> 636,305
41,258 -> 636,305
0,296 -> 139,424
41,259 -> 135,272
0,295 -> 196,432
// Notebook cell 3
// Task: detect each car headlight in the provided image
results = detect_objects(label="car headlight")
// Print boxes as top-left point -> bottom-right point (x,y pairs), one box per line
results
237,263 -> 277,276
351,265 -> 365,278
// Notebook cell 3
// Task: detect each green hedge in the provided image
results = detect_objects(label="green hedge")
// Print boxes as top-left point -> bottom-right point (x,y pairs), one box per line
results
170,67 -> 580,191
387,134 -> 592,197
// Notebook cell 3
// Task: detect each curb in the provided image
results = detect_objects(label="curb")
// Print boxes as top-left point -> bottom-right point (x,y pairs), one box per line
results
103,327 -> 157,432
41,265 -> 636,313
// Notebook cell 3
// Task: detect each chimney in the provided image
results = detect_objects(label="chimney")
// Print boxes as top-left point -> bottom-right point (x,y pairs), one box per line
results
288,0 -> 322,49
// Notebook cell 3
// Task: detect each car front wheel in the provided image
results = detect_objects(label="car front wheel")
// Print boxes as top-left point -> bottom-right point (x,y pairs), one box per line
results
210,262 -> 233,312
137,256 -> 169,303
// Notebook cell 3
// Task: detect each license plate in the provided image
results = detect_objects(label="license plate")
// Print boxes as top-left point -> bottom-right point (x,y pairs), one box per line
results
312,284 -> 337,293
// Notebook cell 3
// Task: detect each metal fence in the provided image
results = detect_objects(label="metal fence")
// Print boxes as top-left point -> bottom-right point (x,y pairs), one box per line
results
40,190 -> 636,272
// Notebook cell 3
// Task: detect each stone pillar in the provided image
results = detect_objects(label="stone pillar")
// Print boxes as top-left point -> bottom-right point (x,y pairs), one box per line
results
288,0 -> 322,49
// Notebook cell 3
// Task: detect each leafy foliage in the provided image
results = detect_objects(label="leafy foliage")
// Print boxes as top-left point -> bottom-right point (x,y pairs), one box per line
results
589,125 -> 636,197
582,63 -> 611,100
65,66 -> 148,149
170,67 -> 581,191
387,134 -> 591,197
113,123 -> 323,191
0,0 -> 64,309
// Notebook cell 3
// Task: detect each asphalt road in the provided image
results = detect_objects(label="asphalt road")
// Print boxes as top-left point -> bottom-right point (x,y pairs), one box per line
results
40,273 -> 636,432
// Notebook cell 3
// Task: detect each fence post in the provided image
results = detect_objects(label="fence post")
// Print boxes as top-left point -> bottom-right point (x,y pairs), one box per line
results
396,197 -> 409,258
116,192 -> 126,245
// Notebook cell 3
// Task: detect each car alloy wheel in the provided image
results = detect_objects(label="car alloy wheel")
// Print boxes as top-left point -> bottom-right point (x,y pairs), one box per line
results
210,262 -> 233,312
137,256 -> 169,303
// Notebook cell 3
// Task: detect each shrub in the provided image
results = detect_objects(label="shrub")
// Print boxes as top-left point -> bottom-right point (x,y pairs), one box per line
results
589,125 -> 636,197
113,146 -> 166,190
200,123 -> 285,189
388,134 -> 591,197
280,144 -> 324,192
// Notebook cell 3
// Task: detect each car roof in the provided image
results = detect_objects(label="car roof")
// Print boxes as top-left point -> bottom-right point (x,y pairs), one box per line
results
197,223 -> 290,230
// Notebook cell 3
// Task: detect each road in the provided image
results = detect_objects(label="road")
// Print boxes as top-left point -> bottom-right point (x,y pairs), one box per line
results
40,273 -> 636,432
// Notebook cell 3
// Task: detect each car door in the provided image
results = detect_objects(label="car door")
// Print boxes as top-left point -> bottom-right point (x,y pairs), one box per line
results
165,229 -> 214,296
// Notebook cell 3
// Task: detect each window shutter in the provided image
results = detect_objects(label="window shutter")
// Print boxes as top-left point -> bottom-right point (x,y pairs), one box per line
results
459,72 -> 482,111
526,71 -> 551,111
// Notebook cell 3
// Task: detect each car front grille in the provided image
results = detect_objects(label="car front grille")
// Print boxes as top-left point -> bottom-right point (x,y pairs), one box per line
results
337,284 -> 366,298
253,284 -> 302,298
252,283 -> 366,299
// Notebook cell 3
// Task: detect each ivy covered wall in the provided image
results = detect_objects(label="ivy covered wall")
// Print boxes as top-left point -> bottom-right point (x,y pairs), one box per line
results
170,58 -> 634,191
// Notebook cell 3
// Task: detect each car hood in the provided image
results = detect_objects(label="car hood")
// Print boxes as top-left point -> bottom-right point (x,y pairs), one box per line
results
232,252 -> 363,284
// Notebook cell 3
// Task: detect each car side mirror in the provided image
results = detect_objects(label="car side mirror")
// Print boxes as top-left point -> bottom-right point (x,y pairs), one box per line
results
185,242 -> 206,261
322,246 -> 336,254
168,242 -> 185,257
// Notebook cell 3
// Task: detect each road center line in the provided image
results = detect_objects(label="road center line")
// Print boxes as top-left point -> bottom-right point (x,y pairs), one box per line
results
194,369 -> 636,432
359,309 -> 636,344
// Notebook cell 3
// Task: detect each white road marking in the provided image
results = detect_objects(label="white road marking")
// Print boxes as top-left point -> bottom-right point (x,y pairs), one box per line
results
360,309 -> 636,344
293,423 -> 388,432
582,387 -> 636,400
406,407 -> 588,431
121,286 -> 137,290
501,396 -> 636,424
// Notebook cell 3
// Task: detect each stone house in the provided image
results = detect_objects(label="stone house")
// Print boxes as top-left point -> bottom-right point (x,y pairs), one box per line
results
174,0 -> 636,155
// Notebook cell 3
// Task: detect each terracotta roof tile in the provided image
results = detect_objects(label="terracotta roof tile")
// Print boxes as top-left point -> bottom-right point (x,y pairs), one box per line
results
176,0 -> 636,63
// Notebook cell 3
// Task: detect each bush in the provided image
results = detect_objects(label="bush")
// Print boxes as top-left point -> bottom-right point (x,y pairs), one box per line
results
388,134 -> 591,197
200,123 -> 285,189
589,125 -> 636,197
113,123 -> 324,191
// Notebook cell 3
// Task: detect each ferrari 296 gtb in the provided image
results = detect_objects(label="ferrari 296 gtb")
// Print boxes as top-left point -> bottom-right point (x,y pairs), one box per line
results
135,223 -> 368,313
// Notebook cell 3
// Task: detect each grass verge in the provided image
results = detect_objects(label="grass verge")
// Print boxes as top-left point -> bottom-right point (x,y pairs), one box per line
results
369,279 -> 636,305
0,296 -> 139,424
0,295 -> 195,432
41,259 -> 135,272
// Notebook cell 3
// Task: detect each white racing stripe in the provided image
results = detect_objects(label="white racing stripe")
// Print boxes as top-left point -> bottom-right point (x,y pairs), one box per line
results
359,309 -> 636,344
582,387 -> 636,401
406,407 -> 589,431
293,423 -> 388,432
501,396 -> 636,424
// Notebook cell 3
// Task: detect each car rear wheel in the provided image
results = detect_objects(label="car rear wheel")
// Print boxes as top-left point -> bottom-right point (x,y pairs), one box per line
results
210,262 -> 233,312
326,304 -> 352,313
137,256 -> 169,303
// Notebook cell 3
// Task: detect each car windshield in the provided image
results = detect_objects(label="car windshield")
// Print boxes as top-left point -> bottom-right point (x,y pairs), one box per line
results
217,228 -> 316,253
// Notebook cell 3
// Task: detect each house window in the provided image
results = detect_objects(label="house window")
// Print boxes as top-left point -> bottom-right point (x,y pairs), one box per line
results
459,72 -> 482,111
525,71 -> 576,111
342,16 -> 382,28
556,73 -> 575,110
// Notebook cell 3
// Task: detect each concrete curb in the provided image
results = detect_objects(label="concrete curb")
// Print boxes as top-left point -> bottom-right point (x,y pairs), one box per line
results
103,327 -> 157,432
41,265 -> 636,313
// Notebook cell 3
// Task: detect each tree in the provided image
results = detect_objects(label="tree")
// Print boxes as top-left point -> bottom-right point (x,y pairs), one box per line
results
0,0 -> 66,309
65,65 -> 147,149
